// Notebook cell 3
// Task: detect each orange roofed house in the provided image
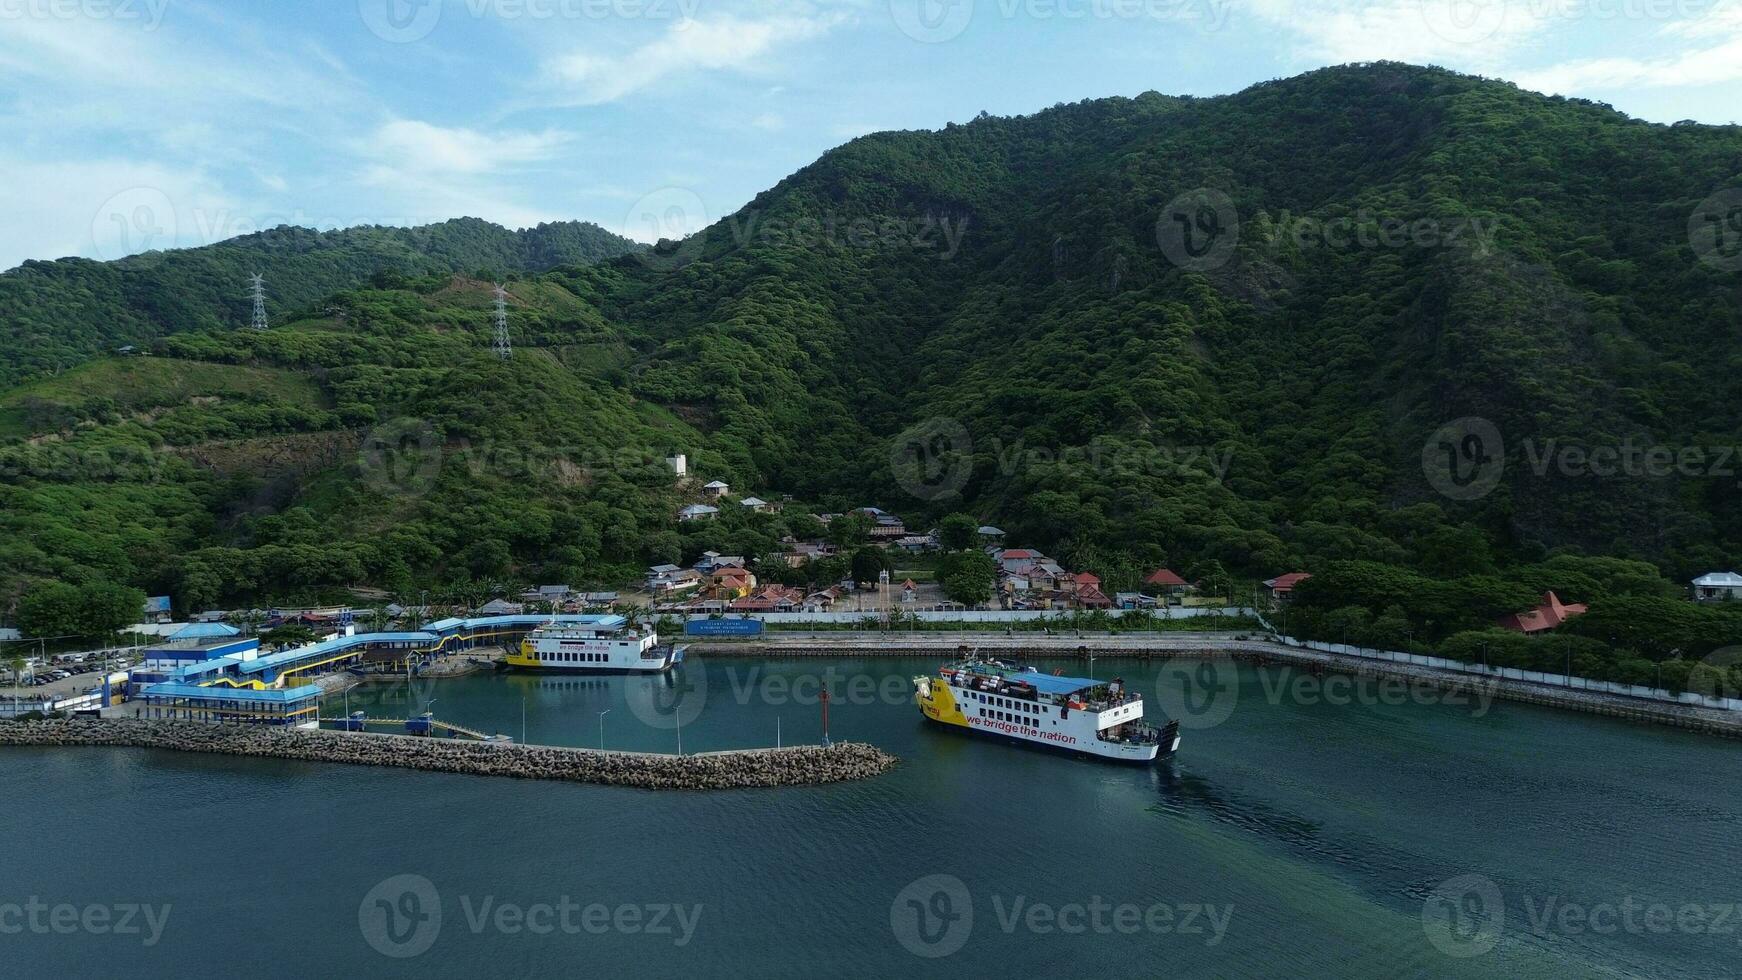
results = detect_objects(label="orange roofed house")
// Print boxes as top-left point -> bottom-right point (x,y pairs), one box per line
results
1497,591 -> 1588,634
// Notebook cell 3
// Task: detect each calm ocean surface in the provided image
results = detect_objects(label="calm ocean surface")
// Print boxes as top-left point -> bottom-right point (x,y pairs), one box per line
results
6,656 -> 1740,978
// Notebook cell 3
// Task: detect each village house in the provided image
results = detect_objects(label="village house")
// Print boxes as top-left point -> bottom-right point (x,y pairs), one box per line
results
846,507 -> 909,540
739,496 -> 778,514
803,586 -> 843,612
783,541 -> 837,567
709,567 -> 757,600
1263,572 -> 1312,606
646,565 -> 702,594
695,552 -> 746,574
1143,568 -> 1194,600
1498,591 -> 1589,634
995,548 -> 1043,577
520,584 -> 573,605
978,525 -> 1005,545
1071,572 -> 1113,609
895,534 -> 937,554
1027,560 -> 1068,591
477,598 -> 524,616
1692,572 -> 1742,602
702,480 -> 731,498
679,503 -> 720,522
1115,592 -> 1159,609
732,585 -> 805,613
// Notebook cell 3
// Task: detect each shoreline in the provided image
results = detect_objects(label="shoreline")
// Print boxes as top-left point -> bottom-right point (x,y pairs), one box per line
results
678,633 -> 1742,738
0,718 -> 899,790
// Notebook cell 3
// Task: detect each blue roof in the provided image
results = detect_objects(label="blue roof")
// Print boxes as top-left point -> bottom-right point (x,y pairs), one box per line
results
1009,670 -> 1101,697
140,682 -> 322,703
236,616 -> 633,675
168,622 -> 239,640
170,657 -> 241,680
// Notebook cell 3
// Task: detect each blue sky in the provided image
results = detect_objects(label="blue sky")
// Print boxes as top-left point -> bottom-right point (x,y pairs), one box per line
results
2,0 -> 1739,270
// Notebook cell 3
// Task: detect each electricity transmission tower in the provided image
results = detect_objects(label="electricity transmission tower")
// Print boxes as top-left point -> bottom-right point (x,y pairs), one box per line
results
492,283 -> 512,359
249,273 -> 268,330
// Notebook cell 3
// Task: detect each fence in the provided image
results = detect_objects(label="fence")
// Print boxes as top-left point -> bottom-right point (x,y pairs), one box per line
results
679,607 -> 1253,625
1253,618 -> 1742,713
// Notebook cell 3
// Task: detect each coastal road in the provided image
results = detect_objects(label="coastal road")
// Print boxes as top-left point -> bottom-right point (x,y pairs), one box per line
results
693,630 -> 1260,652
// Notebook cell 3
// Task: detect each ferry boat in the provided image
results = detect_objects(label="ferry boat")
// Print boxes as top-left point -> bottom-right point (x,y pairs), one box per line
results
913,657 -> 1180,763
501,618 -> 686,674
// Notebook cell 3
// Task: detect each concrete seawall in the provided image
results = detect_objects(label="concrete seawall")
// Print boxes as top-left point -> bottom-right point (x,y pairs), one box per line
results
689,633 -> 1742,737
0,719 -> 899,789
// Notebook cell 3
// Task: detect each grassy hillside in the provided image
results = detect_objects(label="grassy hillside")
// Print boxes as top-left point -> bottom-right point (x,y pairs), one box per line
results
0,218 -> 643,387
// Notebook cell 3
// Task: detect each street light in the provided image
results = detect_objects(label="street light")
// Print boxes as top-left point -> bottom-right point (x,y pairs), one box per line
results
597,708 -> 611,750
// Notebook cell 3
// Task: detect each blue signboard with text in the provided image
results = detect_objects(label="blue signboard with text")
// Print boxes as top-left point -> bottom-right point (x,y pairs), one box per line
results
684,618 -> 765,637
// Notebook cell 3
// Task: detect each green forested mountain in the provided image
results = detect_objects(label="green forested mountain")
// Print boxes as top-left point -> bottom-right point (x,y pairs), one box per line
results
0,217 -> 643,386
3,64 -> 1741,648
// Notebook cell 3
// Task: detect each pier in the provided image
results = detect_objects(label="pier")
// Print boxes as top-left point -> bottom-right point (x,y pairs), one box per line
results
0,719 -> 899,789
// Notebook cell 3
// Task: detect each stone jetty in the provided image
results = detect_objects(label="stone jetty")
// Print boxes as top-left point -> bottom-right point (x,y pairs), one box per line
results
0,719 -> 899,790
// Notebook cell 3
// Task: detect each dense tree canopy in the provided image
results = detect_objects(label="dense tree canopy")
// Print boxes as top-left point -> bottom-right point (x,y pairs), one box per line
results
2,64 -> 1739,667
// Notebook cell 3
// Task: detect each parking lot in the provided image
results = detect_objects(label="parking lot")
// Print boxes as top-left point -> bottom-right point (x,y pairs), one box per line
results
2,653 -> 131,701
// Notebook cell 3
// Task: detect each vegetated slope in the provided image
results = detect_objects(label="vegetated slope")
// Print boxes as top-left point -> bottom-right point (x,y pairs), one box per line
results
3,62 -> 1741,616
0,218 -> 643,386
576,62 -> 1742,580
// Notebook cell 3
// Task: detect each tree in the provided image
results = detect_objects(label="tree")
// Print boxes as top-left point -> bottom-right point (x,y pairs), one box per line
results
851,547 -> 891,586
260,624 -> 318,648
939,513 -> 980,552
17,581 -> 144,639
939,550 -> 996,607
828,512 -> 872,549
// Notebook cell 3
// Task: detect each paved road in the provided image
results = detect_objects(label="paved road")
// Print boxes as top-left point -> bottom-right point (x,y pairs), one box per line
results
693,630 -> 1261,651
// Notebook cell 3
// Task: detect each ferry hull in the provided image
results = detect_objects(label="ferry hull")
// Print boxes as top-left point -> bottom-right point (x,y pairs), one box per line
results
919,712 -> 1175,763
914,672 -> 1177,764
498,661 -> 675,675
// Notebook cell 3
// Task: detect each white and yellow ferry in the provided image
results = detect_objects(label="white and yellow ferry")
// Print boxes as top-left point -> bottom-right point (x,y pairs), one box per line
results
503,616 -> 685,674
913,657 -> 1179,762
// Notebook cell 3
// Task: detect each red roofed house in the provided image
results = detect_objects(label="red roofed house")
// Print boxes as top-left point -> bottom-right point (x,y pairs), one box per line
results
1144,568 -> 1194,600
731,585 -> 803,613
996,549 -> 1043,576
1263,573 -> 1311,606
1075,584 -> 1113,609
1497,591 -> 1589,634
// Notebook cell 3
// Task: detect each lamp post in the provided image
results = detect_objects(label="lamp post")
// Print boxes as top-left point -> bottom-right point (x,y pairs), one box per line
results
597,708 -> 610,750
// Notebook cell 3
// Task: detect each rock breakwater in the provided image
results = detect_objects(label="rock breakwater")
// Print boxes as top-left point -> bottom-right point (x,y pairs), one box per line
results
0,719 -> 899,789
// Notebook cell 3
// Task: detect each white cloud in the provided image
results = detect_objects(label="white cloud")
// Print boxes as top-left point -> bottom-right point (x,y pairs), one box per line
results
0,157 -> 243,270
344,120 -> 578,233
543,14 -> 843,105
1514,3 -> 1742,92
1245,0 -> 1547,67
361,120 -> 571,176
